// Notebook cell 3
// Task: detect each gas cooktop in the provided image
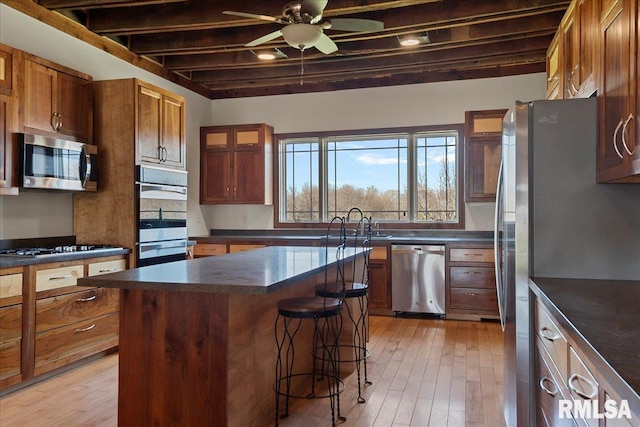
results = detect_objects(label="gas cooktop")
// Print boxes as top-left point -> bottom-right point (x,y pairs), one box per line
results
0,244 -> 123,258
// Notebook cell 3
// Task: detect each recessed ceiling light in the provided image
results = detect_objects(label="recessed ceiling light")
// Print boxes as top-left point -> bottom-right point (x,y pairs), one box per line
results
398,33 -> 430,47
257,52 -> 277,60
253,48 -> 288,61
399,37 -> 421,47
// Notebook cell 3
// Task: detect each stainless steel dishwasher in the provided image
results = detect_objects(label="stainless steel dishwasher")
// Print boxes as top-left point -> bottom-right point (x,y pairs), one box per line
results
391,244 -> 445,315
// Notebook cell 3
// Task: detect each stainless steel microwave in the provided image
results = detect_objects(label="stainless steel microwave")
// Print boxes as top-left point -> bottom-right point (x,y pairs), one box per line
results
19,133 -> 98,192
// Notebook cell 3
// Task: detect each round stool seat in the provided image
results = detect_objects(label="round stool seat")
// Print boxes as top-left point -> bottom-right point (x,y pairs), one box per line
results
315,281 -> 368,298
277,296 -> 342,319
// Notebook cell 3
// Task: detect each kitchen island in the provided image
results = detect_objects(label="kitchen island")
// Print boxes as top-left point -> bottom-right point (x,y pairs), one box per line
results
78,245 -> 364,427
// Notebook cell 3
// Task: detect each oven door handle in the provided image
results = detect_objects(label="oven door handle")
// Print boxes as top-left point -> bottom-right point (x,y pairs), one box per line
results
139,184 -> 187,200
139,240 -> 188,252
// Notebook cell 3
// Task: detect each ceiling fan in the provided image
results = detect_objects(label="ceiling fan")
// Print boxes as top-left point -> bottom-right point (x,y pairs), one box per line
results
223,0 -> 384,54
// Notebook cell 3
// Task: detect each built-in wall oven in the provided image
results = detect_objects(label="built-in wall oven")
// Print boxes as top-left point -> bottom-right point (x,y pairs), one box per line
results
136,165 -> 188,267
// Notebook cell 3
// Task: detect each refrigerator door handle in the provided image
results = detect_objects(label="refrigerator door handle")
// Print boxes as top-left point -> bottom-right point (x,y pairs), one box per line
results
494,159 -> 505,331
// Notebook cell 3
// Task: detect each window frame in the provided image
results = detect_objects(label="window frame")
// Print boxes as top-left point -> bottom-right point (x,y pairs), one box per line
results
273,124 -> 465,229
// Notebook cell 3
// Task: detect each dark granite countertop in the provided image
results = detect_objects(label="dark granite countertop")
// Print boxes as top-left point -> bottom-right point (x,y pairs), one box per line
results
530,277 -> 640,415
0,247 -> 131,268
78,245 -> 364,295
192,229 -> 494,245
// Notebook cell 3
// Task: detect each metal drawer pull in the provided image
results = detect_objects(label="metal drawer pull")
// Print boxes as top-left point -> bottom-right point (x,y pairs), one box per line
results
76,294 -> 97,302
50,274 -> 73,280
463,253 -> 483,256
464,271 -> 482,275
539,377 -> 558,397
568,373 -> 597,400
75,324 -> 96,333
98,268 -> 117,273
463,292 -> 478,296
538,326 -> 560,341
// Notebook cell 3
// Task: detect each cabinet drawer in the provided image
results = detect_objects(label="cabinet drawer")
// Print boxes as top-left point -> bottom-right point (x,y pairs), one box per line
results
228,244 -> 265,253
450,266 -> 495,289
88,259 -> 126,276
0,273 -> 22,300
536,340 -> 575,427
535,302 -> 568,381
36,265 -> 84,292
568,346 -> 599,427
34,311 -> 119,376
193,243 -> 227,257
0,304 -> 21,343
0,339 -> 21,382
370,247 -> 387,260
36,288 -> 119,333
450,288 -> 498,312
450,248 -> 494,263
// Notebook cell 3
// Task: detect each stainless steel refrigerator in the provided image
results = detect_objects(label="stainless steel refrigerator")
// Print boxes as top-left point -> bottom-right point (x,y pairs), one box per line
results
494,97 -> 640,427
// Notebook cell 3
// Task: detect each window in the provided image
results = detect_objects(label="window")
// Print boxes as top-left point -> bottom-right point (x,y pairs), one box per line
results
276,125 -> 464,228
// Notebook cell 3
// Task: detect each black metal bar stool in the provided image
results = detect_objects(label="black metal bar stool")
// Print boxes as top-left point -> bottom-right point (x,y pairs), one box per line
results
315,208 -> 373,403
274,217 -> 347,426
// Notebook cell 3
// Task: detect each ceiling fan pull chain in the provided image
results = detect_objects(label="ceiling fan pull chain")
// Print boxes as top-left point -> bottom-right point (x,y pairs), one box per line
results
300,46 -> 305,85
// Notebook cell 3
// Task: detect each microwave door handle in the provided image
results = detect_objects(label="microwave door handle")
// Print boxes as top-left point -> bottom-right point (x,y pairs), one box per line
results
80,146 -> 92,188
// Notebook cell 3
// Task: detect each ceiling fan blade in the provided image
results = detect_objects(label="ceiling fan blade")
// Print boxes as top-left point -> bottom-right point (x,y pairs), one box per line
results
300,0 -> 328,21
326,18 -> 384,32
245,30 -> 284,47
315,33 -> 338,54
223,10 -> 285,24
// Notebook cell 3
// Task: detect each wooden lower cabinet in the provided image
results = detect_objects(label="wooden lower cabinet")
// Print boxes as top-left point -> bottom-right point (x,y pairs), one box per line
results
533,297 -> 639,427
368,246 -> 391,312
446,243 -> 498,320
0,255 -> 126,392
0,268 -> 23,389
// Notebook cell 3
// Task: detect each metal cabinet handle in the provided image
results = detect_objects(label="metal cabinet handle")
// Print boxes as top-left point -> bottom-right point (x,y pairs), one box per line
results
613,118 -> 625,159
99,268 -> 117,273
50,274 -> 73,280
50,112 -> 63,132
539,377 -> 558,397
464,271 -> 482,275
463,292 -> 478,296
538,326 -> 560,341
162,146 -> 168,162
621,113 -> 635,156
567,64 -> 580,96
568,373 -> 597,400
75,323 -> 96,333
76,294 -> 97,302
157,145 -> 163,161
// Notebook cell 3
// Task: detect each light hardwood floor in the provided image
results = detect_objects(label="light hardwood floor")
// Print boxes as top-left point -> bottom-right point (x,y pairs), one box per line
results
0,316 -> 506,427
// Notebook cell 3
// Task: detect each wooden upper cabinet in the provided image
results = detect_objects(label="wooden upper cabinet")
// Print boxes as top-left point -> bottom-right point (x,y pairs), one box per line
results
22,57 -> 92,142
0,44 -> 14,95
546,32 -> 562,99
562,0 -> 598,98
136,82 -> 185,170
464,109 -> 507,202
200,123 -> 273,205
0,94 -> 15,193
0,45 -> 17,194
597,0 -> 639,182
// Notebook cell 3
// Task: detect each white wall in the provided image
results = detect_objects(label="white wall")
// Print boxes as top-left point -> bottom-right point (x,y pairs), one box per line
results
0,4 -> 546,239
204,73 -> 547,231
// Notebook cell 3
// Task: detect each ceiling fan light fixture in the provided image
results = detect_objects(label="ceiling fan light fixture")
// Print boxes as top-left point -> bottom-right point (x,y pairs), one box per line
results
282,23 -> 322,50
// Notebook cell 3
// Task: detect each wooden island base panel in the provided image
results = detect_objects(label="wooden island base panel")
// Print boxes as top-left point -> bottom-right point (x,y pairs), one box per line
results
78,246 -> 365,427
